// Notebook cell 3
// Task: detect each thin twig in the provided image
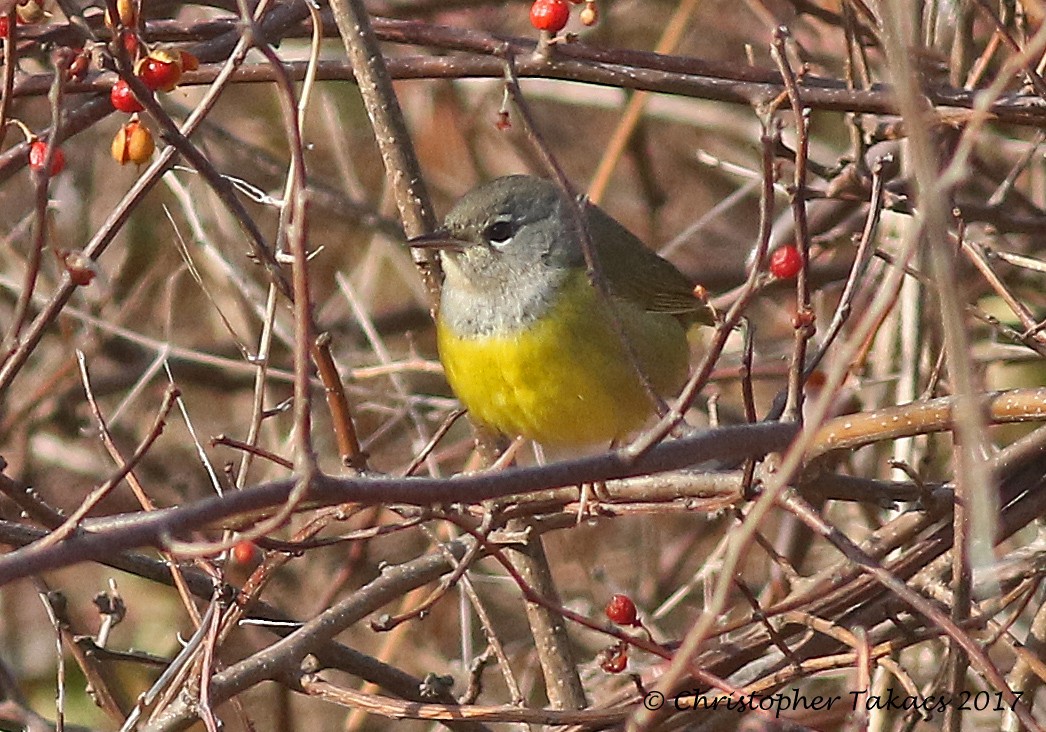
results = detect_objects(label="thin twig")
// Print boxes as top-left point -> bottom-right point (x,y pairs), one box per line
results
326,0 -> 440,300
771,27 -> 815,424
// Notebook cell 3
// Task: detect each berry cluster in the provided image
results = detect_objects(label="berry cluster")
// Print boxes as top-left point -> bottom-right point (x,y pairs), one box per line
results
4,1 -> 65,177
599,593 -> 643,674
5,0 -> 200,172
107,48 -> 197,164
3,0 -> 202,289
104,0 -> 198,166
105,46 -> 198,164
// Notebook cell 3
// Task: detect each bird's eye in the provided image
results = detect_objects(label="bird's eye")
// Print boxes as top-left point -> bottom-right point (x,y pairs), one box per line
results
484,220 -> 516,247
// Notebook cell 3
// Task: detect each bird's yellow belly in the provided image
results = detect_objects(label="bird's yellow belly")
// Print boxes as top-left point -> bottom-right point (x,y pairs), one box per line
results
437,276 -> 689,446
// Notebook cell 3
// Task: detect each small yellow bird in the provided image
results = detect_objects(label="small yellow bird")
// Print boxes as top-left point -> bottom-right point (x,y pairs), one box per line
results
412,175 -> 713,447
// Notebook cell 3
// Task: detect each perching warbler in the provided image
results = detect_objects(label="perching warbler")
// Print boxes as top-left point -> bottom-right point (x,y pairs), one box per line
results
412,175 -> 713,446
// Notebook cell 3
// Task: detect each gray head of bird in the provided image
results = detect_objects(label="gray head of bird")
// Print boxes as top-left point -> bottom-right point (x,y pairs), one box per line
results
409,175 -> 585,297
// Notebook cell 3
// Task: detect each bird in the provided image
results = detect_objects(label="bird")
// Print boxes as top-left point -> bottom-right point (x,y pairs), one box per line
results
411,175 -> 713,447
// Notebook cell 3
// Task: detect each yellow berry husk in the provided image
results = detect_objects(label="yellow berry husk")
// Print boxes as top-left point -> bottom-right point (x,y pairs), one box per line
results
149,47 -> 181,67
104,0 -> 137,28
111,121 -> 155,165
111,128 -> 126,164
126,122 -> 155,164
16,0 -> 45,24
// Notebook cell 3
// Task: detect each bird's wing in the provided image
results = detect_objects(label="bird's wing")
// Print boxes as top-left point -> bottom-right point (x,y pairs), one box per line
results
585,203 -> 715,327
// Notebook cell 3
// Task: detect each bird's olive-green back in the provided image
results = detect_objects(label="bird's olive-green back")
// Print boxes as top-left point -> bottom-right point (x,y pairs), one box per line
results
583,202 -> 714,327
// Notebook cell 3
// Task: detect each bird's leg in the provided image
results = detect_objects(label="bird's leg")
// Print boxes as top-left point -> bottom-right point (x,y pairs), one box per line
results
490,436 -> 526,471
577,441 -> 614,523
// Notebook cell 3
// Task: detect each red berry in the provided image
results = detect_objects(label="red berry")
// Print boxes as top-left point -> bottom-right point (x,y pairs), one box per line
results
69,48 -> 91,81
178,49 -> 199,71
110,79 -> 144,112
530,0 -> 570,32
28,140 -> 65,175
120,29 -> 140,58
806,369 -> 826,389
769,244 -> 802,279
600,646 -> 628,673
0,17 -> 9,36
59,249 -> 97,286
136,50 -> 181,91
605,593 -> 638,626
231,540 -> 260,565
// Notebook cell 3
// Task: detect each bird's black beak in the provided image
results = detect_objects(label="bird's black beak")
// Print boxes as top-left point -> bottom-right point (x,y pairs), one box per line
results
407,229 -> 467,253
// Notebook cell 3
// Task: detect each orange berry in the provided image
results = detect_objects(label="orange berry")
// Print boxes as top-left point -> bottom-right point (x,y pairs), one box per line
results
230,540 -> 260,566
